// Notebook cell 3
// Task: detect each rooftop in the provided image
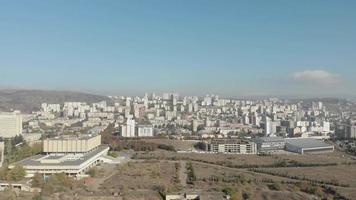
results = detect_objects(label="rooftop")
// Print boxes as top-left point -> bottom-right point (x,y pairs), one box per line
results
15,145 -> 109,167
254,137 -> 285,142
285,138 -> 333,149
45,134 -> 98,141
211,139 -> 252,145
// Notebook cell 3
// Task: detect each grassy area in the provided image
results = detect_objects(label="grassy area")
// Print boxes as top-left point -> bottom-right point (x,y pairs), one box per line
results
133,150 -> 355,168
190,162 -> 342,200
99,161 -> 180,199
252,164 -> 356,187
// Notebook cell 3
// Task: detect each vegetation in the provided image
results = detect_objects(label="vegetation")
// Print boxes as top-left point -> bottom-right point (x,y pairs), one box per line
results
42,173 -> 82,195
250,168 -> 350,187
32,194 -> 42,200
31,173 -> 45,188
0,165 -> 26,181
222,187 -> 239,200
193,142 -> 206,150
108,151 -> 118,158
171,162 -> 180,185
133,153 -> 340,169
87,167 -> 98,178
103,132 -> 176,152
3,135 -> 42,164
186,162 -> 196,185
268,182 -> 282,191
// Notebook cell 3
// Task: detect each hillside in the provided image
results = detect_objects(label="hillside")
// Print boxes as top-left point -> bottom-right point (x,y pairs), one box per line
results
0,89 -> 110,113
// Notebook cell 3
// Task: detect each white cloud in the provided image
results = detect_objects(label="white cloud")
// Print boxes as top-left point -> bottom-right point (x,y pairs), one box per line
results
292,70 -> 342,85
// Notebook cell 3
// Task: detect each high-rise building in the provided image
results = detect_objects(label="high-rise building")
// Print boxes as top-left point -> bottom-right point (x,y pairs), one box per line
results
192,120 -> 199,133
0,111 -> 22,138
264,115 -> 275,137
121,118 -> 136,137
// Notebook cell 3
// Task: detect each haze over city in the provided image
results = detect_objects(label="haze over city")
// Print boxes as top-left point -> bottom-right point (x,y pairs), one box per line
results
1,1 -> 356,97
2,1 -> 356,200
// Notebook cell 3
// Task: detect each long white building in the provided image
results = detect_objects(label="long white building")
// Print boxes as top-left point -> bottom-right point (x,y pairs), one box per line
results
12,134 -> 109,179
0,111 -> 22,138
208,139 -> 257,154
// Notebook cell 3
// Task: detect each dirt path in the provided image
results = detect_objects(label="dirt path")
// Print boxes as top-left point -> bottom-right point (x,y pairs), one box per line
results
179,161 -> 187,187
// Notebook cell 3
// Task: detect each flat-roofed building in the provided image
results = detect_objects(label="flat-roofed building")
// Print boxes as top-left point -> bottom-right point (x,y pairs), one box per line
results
0,111 -> 22,138
254,137 -> 285,152
285,138 -> 334,154
121,118 -> 135,137
137,125 -> 154,137
43,134 -> 101,153
208,139 -> 257,154
12,134 -> 109,179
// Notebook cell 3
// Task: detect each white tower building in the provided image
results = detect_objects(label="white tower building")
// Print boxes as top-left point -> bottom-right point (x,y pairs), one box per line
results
121,118 -> 136,137
0,111 -> 22,138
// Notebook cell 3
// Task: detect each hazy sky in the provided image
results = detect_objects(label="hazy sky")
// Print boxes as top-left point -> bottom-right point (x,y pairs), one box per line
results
0,1 -> 355,97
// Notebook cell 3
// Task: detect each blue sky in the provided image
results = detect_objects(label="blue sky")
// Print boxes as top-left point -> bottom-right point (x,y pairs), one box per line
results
0,1 -> 355,97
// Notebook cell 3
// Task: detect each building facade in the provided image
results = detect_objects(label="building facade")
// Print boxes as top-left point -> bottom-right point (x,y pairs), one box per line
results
121,118 -> 136,137
137,125 -> 154,137
13,134 -> 109,179
285,138 -> 334,154
0,111 -> 22,138
254,137 -> 285,152
208,139 -> 257,154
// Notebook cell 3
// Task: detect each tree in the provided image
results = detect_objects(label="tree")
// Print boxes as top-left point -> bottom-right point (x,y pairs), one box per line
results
223,187 -> 240,200
268,182 -> 281,191
7,165 -> 26,181
31,143 -> 43,155
0,166 -> 9,180
242,191 -> 250,200
88,167 -> 98,178
32,194 -> 42,200
31,173 -> 44,188
108,151 -> 118,158
42,173 -> 76,194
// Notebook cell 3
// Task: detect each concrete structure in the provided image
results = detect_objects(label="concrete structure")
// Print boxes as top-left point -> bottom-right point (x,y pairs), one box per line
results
264,115 -> 275,137
285,138 -> 334,154
254,137 -> 285,152
23,133 -> 42,144
166,194 -> 200,200
121,118 -> 136,137
13,134 -> 109,178
0,111 -> 22,138
336,122 -> 356,139
0,181 -> 34,192
137,125 -> 154,137
43,134 -> 101,153
208,139 -> 257,154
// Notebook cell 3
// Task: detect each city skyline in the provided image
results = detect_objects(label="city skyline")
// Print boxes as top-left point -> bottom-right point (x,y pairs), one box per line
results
1,1 -> 356,97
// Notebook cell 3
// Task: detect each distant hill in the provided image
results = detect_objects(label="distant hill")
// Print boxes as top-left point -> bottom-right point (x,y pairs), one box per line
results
0,89 -> 110,113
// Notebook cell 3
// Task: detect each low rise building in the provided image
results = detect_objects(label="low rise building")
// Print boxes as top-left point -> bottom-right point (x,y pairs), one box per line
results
253,137 -> 285,152
285,138 -> 334,154
12,134 -> 109,179
208,139 -> 257,154
137,125 -> 154,137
